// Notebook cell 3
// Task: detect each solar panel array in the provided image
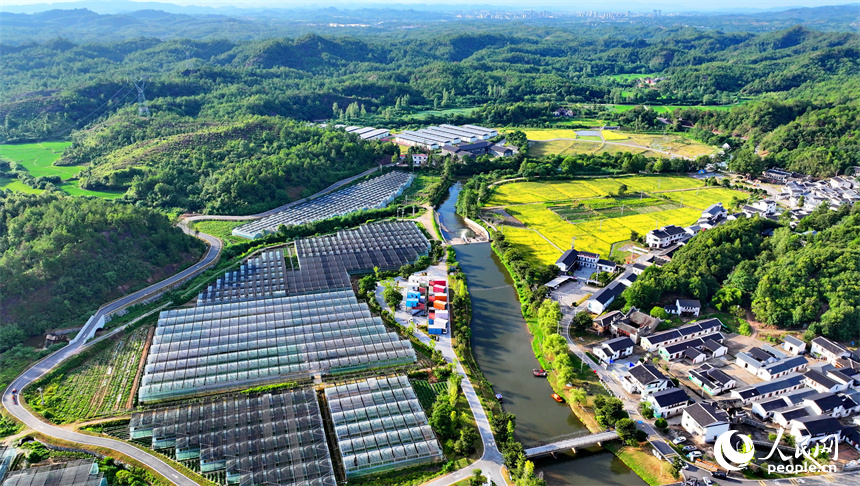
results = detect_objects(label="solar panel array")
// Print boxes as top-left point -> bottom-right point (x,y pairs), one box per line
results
198,248 -> 288,305
2,460 -> 103,486
140,290 -> 417,402
326,375 -> 444,477
130,389 -> 336,486
232,171 -> 414,239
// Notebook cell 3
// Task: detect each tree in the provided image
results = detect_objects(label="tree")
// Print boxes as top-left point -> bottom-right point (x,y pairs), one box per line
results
383,281 -> 403,309
712,286 -> 742,312
538,299 -> 563,336
570,388 -> 587,405
797,195 -> 805,208
544,333 -> 568,359
649,306 -> 670,320
655,417 -> 668,431
639,401 -> 655,419
669,456 -> 685,479
630,230 -> 640,242
728,148 -> 765,176
617,183 -> 628,196
570,311 -> 593,336
469,469 -> 487,486
616,418 -> 638,446
738,321 -> 752,336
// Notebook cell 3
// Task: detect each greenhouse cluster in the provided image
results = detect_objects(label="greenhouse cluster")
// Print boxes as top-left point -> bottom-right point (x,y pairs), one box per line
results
198,248 -> 289,305
326,375 -> 444,477
199,222 -> 431,303
1,459 -> 105,486
232,171 -> 414,239
139,290 -> 417,402
129,389 -> 336,486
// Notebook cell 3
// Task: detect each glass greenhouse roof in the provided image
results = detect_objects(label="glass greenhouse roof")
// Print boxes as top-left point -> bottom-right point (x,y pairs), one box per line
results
199,221 -> 430,304
130,389 -> 335,486
326,375 -> 444,477
1,459 -> 103,486
140,290 -> 416,402
233,171 -> 414,239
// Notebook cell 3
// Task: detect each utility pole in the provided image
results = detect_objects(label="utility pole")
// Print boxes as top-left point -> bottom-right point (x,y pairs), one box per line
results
133,78 -> 150,117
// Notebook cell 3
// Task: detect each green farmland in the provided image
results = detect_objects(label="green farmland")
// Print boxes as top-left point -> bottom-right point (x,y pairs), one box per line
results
0,142 -> 126,198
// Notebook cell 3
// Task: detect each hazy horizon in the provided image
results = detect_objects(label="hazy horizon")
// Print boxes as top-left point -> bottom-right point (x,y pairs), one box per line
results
3,0 -> 859,12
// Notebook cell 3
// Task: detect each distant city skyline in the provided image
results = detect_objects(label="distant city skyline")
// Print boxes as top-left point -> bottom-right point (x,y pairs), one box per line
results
3,0 -> 858,11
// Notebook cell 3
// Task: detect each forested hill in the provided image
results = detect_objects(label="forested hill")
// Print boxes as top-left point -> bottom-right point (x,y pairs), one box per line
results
623,206 -> 860,343
2,26 -> 857,142
0,191 -> 206,353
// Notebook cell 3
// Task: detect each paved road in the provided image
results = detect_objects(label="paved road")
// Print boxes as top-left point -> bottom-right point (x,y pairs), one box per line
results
1,228 -> 222,486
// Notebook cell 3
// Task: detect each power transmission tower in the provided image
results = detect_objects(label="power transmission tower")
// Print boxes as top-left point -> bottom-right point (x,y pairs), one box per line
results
133,78 -> 151,117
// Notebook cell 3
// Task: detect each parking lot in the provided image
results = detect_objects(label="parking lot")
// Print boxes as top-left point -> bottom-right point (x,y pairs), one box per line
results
548,278 -> 600,309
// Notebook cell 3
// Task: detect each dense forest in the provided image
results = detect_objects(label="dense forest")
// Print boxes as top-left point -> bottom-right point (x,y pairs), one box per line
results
0,22 -> 857,178
0,191 -> 205,353
623,207 -> 860,343
65,112 -> 397,213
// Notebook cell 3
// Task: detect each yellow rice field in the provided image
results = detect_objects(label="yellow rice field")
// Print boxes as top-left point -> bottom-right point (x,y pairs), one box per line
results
501,226 -> 562,266
506,203 -> 703,257
487,176 -> 703,206
523,129 -> 581,141
660,187 -> 750,210
601,130 -> 628,141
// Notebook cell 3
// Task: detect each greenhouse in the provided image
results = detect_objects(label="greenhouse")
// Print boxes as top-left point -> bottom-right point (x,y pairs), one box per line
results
198,248 -> 288,305
1,459 -> 105,486
139,290 -> 417,402
129,389 -> 336,486
326,375 -> 444,477
232,171 -> 414,239
199,221 -> 431,303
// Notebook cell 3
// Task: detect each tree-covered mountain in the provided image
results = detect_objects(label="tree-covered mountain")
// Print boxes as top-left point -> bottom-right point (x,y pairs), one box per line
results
0,191 -> 206,353
624,207 -> 860,343
64,112 -> 397,213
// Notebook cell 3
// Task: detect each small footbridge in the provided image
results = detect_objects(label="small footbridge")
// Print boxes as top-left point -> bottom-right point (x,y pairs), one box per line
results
523,430 -> 620,458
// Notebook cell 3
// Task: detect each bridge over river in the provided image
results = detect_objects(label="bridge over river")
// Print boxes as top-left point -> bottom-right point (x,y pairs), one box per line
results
524,430 -> 621,458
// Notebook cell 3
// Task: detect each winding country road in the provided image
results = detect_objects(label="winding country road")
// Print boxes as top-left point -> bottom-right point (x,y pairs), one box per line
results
0,163 -> 395,485
1,225 -> 222,486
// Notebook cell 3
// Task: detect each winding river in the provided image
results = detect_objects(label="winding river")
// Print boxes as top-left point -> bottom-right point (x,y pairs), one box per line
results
438,183 -> 646,486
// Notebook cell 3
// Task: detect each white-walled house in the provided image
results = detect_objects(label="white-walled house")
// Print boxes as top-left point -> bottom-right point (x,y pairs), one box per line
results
682,403 -> 730,443
664,299 -> 701,317
639,319 -> 721,352
804,370 -> 851,394
789,416 -> 844,448
810,336 -> 850,364
647,388 -> 692,418
646,225 -> 688,248
688,363 -> 736,396
732,373 -> 806,404
621,363 -> 673,396
593,336 -> 635,363
782,335 -> 806,355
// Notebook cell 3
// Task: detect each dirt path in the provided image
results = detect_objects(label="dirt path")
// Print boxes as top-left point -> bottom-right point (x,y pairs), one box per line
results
127,327 -> 155,409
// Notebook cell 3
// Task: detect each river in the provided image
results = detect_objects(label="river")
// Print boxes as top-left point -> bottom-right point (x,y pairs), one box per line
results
438,183 -> 646,486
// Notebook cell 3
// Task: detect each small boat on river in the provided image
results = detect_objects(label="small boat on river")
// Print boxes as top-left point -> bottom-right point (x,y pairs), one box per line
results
551,393 -> 564,403
533,369 -> 548,377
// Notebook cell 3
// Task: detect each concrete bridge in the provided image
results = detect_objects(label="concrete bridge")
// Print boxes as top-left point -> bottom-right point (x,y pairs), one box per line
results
524,430 -> 620,458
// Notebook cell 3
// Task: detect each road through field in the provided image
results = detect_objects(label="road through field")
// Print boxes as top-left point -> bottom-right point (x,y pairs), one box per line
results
0,163 -> 393,485
2,225 -> 222,486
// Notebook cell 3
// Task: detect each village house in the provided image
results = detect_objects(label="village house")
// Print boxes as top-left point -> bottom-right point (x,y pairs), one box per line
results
732,373 -> 806,405
664,298 -> 701,317
592,307 -> 660,344
688,363 -> 736,395
789,416 -> 845,447
735,347 -> 808,381
810,336 -> 850,364
555,248 -> 600,272
593,336 -> 635,363
804,369 -> 852,394
659,336 -> 727,362
645,225 -> 688,248
782,335 -> 807,355
621,363 -> 673,396
681,402 -> 730,442
639,318 -> 722,352
646,388 -> 693,418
